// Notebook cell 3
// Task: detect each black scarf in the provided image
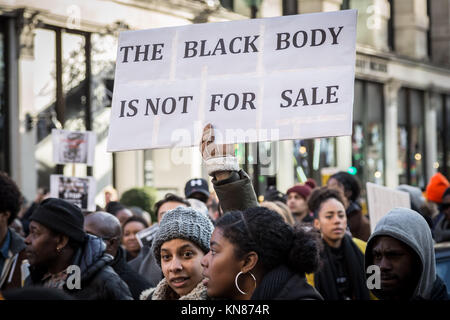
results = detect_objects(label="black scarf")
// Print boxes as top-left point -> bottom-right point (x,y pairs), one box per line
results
314,234 -> 370,300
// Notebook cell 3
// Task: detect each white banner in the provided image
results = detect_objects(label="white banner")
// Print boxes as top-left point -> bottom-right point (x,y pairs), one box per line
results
52,129 -> 96,165
50,175 -> 97,212
107,10 -> 357,151
366,182 -> 411,233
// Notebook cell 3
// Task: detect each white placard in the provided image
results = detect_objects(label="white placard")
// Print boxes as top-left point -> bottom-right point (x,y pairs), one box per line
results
366,182 -> 411,233
52,129 -> 96,165
107,9 -> 357,151
50,175 -> 97,212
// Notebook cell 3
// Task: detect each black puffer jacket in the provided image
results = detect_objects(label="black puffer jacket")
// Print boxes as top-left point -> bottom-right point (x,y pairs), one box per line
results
25,235 -> 133,300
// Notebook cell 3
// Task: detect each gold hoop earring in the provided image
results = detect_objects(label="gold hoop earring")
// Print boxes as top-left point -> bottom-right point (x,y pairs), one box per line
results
235,271 -> 256,295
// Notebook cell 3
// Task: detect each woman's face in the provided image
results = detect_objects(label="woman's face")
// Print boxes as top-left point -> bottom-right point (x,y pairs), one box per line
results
201,228 -> 243,299
314,198 -> 347,247
160,239 -> 205,297
122,221 -> 146,254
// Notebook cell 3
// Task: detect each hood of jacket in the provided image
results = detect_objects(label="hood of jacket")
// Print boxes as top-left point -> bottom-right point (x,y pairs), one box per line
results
365,208 -> 436,300
396,185 -> 426,212
72,234 -> 113,283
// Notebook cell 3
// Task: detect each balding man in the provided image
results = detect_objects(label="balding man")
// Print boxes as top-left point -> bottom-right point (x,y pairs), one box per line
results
84,212 -> 151,299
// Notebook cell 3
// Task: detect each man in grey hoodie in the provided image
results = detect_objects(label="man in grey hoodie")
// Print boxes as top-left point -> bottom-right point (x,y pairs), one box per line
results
365,208 -> 448,300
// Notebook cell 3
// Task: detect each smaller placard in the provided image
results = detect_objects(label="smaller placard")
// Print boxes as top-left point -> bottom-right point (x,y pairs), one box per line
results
50,175 -> 97,212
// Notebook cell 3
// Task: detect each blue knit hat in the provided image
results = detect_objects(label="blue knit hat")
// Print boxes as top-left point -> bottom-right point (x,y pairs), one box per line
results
152,206 -> 214,266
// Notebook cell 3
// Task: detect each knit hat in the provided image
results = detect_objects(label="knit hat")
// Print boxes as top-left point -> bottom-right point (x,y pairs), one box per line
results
30,198 -> 85,243
425,173 -> 450,203
286,184 -> 312,200
152,206 -> 214,266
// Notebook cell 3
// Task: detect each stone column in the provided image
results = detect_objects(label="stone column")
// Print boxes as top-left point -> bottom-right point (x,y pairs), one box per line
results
336,136 -> 352,171
351,0 -> 391,51
297,0 -> 343,13
429,0 -> 450,66
383,79 -> 401,188
276,140 -> 295,193
8,9 -> 39,200
115,150 -> 144,197
393,0 -> 429,60
425,91 -> 439,180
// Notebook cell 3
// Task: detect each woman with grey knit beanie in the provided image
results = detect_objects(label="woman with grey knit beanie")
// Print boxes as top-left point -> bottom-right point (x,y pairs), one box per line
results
139,206 -> 214,300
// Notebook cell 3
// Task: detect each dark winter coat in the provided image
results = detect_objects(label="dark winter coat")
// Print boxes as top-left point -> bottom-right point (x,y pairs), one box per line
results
0,229 -> 27,290
111,246 -> 152,300
251,265 -> 323,300
128,245 -> 163,288
346,201 -> 371,242
25,235 -> 133,300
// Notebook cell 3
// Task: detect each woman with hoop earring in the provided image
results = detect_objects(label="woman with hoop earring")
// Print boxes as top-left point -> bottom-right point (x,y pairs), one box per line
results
200,207 -> 323,300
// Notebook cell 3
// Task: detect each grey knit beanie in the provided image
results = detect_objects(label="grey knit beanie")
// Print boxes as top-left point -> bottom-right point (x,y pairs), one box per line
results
152,206 -> 214,266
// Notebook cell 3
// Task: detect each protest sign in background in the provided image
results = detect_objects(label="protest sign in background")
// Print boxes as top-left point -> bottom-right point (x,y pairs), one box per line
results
366,182 -> 411,233
50,175 -> 97,211
52,129 -> 96,165
136,224 -> 159,248
107,9 -> 357,151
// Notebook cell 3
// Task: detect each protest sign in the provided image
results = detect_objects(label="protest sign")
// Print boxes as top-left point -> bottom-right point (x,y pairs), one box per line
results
366,182 -> 411,233
136,224 -> 159,248
50,175 -> 96,211
107,9 -> 357,151
52,129 -> 96,165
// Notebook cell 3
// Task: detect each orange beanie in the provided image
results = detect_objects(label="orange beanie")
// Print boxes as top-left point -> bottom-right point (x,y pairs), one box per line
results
426,172 -> 450,203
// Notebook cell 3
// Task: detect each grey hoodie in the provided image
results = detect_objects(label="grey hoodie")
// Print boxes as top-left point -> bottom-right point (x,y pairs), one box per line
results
365,207 -> 437,300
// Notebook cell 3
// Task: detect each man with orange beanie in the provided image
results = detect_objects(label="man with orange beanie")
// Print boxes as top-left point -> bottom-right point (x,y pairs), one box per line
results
426,173 -> 450,204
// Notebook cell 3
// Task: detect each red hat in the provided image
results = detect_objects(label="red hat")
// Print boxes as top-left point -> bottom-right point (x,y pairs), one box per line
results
426,173 -> 450,203
287,185 -> 312,200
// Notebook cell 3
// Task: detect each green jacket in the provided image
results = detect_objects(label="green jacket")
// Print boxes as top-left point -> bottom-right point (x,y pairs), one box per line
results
212,170 -> 258,213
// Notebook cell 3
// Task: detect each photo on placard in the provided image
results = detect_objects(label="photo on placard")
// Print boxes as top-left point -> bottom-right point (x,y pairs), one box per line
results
52,129 -> 96,165
50,175 -> 97,212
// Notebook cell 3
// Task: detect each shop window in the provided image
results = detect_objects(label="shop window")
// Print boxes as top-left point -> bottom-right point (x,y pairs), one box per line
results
352,80 -> 385,186
437,95 -> 449,177
293,137 -> 336,186
34,27 -> 92,187
397,88 -> 426,189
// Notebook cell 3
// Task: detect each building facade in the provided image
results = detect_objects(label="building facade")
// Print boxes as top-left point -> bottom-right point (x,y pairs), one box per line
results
0,0 -> 449,207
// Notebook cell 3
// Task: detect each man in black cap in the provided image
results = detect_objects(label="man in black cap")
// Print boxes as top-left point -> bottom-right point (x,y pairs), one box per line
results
24,198 -> 132,300
184,178 -> 210,204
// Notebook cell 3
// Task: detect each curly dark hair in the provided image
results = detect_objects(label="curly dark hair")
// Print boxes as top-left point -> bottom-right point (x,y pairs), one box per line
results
154,193 -> 190,216
215,207 -> 320,275
0,172 -> 23,225
307,187 -> 346,218
329,171 -> 361,202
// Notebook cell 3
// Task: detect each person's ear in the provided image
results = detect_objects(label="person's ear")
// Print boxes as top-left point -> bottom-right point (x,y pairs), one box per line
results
241,251 -> 258,274
57,234 -> 70,250
313,218 -> 321,231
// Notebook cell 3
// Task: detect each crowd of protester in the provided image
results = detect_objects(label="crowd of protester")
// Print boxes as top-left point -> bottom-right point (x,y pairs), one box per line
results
0,124 -> 449,300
